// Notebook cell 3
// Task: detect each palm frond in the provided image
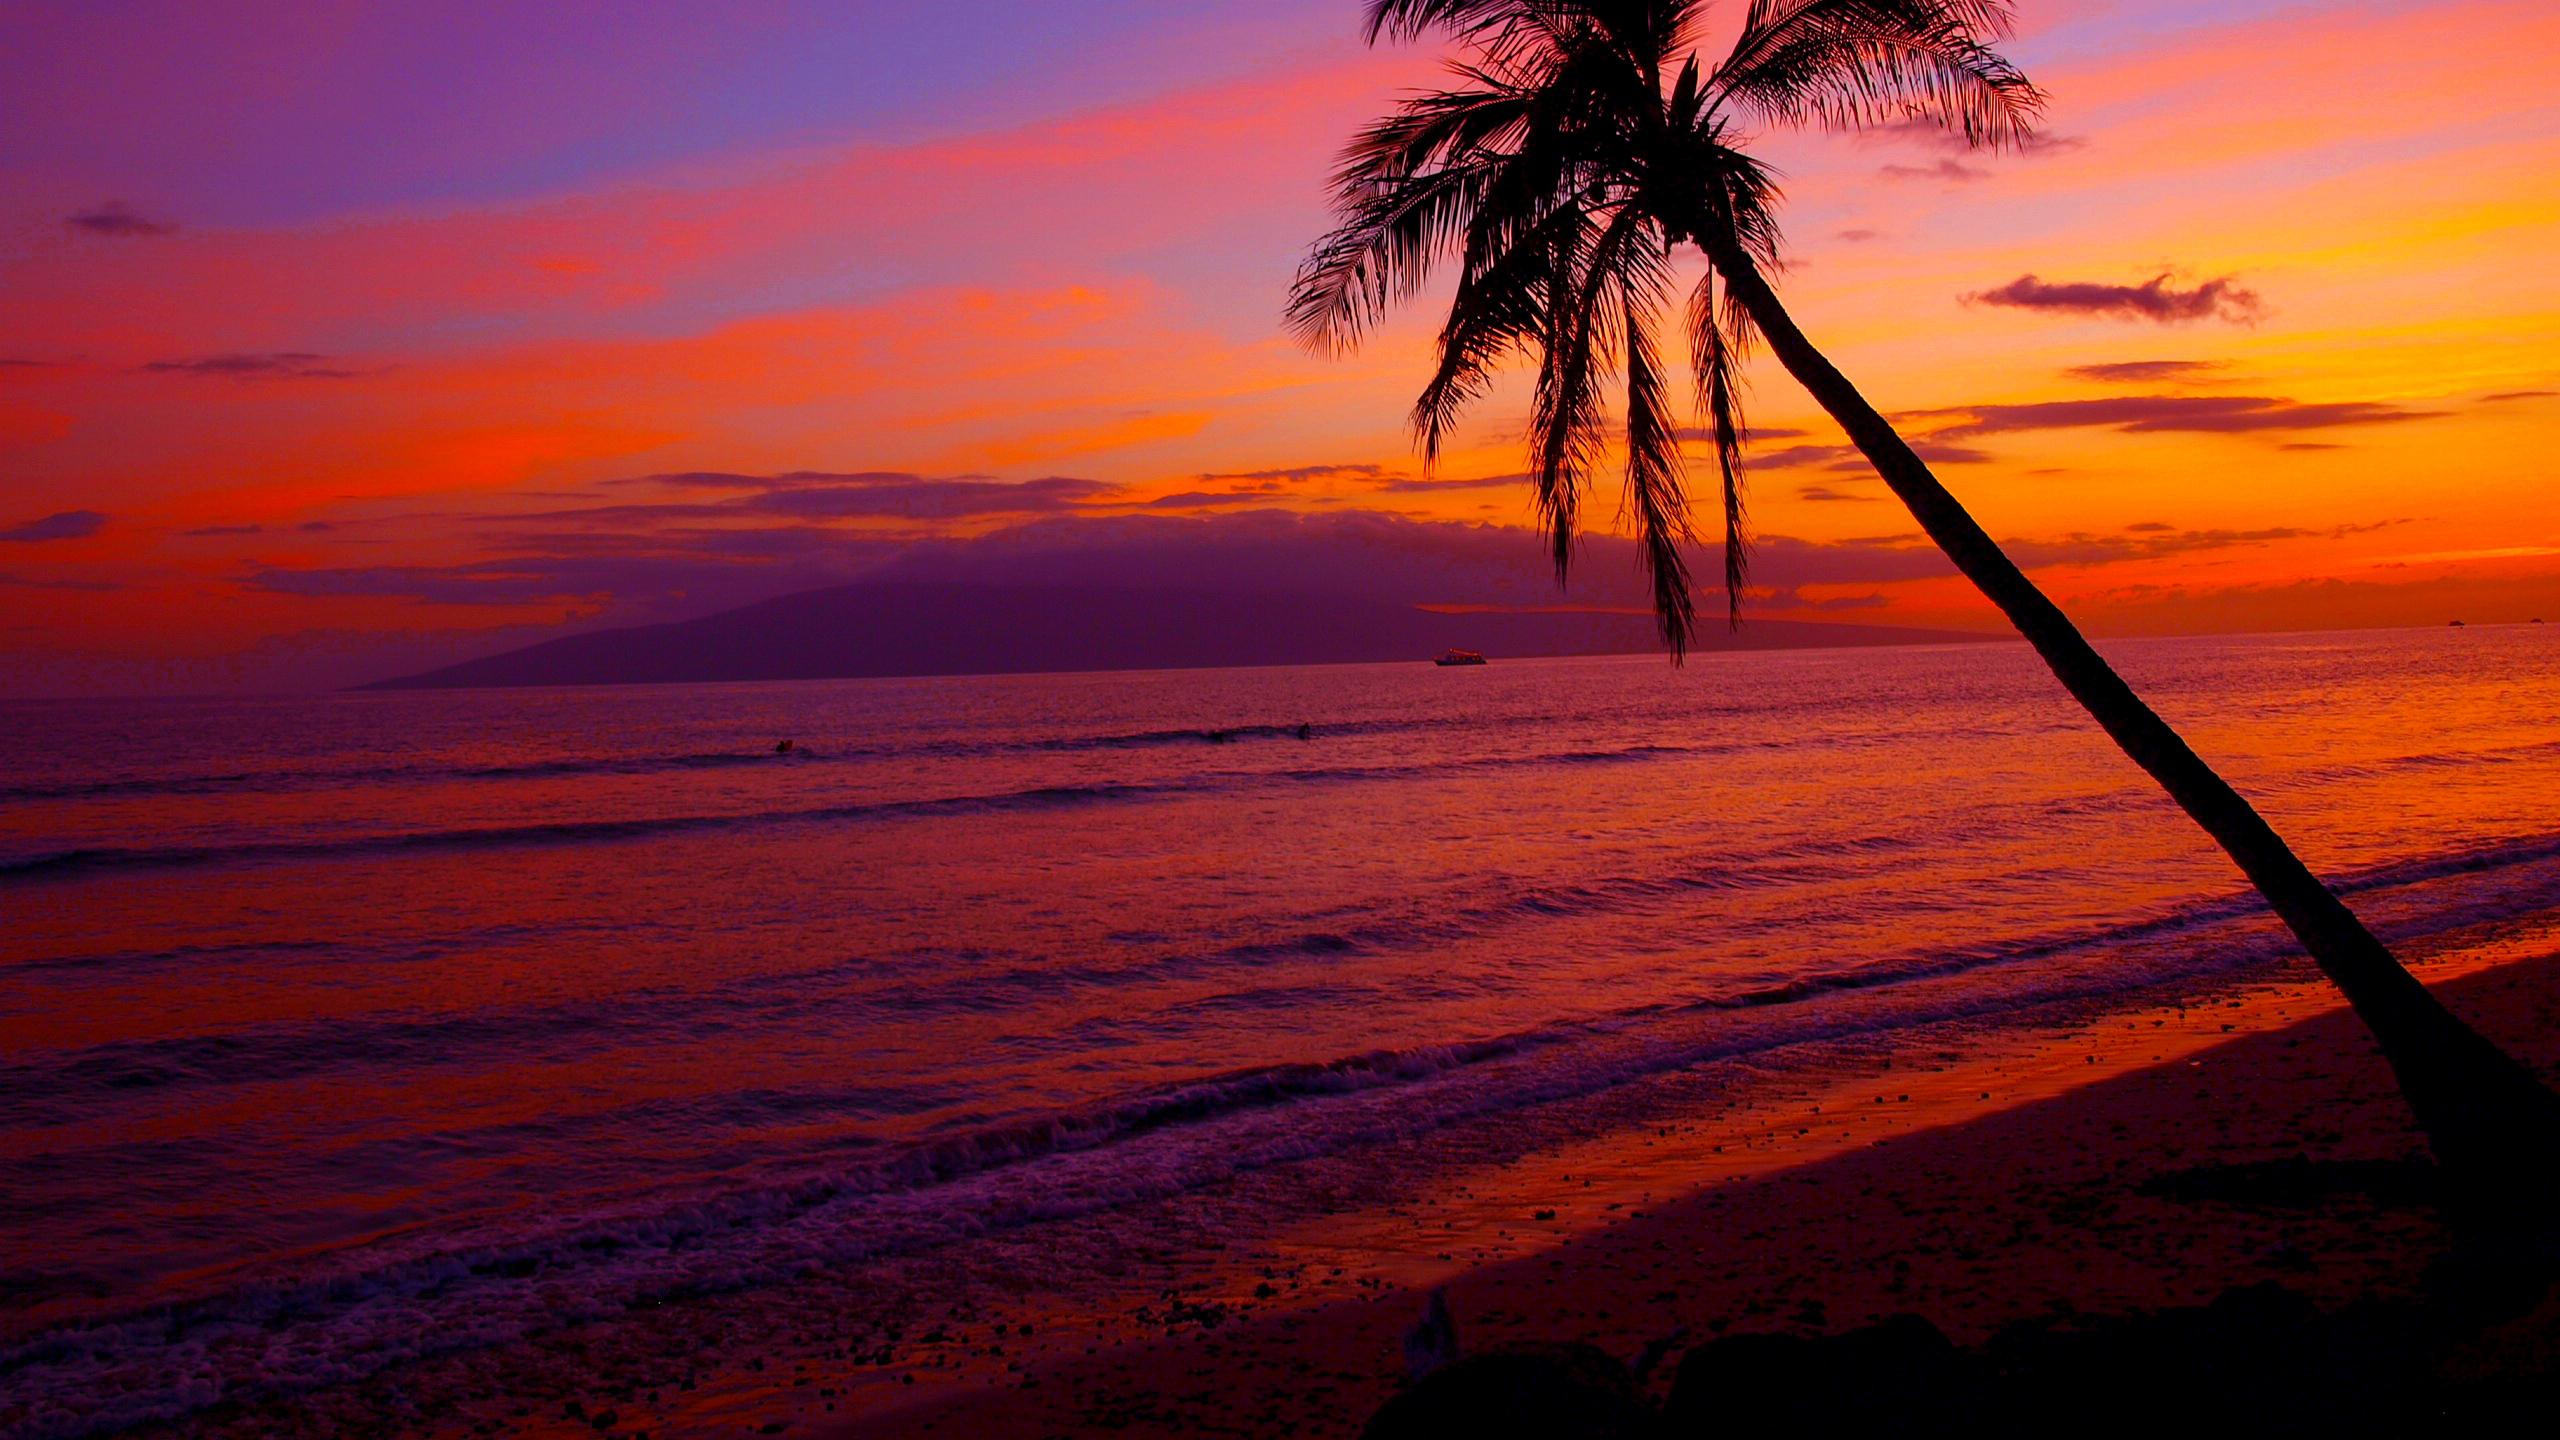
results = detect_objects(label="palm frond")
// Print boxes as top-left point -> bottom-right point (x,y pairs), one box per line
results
1364,0 -> 1524,44
1412,193 -> 1592,458
1687,270 -> 1750,630
1622,254 -> 1696,653
1289,159 -> 1501,352
1525,207 -> 1628,578
1714,0 -> 2043,149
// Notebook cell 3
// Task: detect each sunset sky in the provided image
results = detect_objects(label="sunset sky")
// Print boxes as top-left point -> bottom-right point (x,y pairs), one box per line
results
3,0 -> 2556,694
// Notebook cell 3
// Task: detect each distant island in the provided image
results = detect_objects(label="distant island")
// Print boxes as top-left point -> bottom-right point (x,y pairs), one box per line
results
362,581 -> 1997,690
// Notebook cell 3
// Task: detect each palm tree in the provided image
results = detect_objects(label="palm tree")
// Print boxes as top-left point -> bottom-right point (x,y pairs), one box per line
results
1291,0 -> 2560,1231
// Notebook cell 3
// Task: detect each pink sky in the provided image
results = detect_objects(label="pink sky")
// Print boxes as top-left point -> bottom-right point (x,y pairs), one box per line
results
3,0 -> 2557,693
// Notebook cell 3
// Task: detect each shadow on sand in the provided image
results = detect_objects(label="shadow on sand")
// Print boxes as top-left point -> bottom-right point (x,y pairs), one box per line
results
1366,1159 -> 2560,1438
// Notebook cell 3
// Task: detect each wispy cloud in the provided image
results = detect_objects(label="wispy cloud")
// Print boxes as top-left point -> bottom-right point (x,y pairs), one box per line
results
1369,472 -> 1529,494
144,352 -> 363,379
1747,439 -> 1993,469
1866,117 -> 2086,156
1,510 -> 108,542
1676,426 -> 1812,444
1143,490 -> 1282,510
525,471 -> 1121,524
1970,273 -> 2264,324
65,201 -> 177,237
1911,394 -> 2434,437
2064,360 -> 2225,383
1879,159 -> 1989,183
1193,462 -> 1387,485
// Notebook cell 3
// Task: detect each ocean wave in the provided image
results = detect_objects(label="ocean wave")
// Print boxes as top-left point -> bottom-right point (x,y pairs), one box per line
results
0,740 -> 1738,886
2256,735 -> 2560,792
20,826 -> 2559,1126
0,717 -> 1441,807
10,825 -> 2560,1438
0,1031 -> 1554,1438
0,780 -> 1177,884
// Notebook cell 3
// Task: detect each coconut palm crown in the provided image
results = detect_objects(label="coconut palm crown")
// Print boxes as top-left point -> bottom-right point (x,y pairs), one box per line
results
1291,0 -> 2038,648
1293,0 -> 2560,1232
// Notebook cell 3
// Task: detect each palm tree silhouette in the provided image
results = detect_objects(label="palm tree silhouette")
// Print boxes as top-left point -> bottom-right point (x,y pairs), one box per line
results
1292,0 -> 2560,1227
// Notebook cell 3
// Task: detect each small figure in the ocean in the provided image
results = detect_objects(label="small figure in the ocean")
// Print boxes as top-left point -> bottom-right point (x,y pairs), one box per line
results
774,739 -> 795,754
1296,722 -> 1313,740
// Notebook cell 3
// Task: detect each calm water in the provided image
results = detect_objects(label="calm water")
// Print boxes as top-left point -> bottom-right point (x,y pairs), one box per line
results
7,628 -> 2560,1435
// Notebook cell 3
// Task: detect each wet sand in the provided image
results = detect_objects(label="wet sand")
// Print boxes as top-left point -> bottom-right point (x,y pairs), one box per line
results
851,946 -> 2560,1438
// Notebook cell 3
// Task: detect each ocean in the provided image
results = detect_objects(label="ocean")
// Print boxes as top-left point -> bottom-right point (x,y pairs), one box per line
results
6,626 -> 2560,1436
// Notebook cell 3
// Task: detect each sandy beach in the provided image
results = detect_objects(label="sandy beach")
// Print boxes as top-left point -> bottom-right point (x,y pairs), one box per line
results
843,944 -> 2560,1439
140,927 -> 2554,1440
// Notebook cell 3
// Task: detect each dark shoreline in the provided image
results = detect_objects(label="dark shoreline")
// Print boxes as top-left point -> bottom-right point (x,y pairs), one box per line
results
79,933 -> 2557,1440
854,945 -> 2560,1439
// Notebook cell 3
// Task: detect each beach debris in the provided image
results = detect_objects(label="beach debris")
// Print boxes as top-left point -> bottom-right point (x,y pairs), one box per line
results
1365,1340 -> 1652,1440
1629,1326 -> 1689,1384
1403,1288 -> 1460,1380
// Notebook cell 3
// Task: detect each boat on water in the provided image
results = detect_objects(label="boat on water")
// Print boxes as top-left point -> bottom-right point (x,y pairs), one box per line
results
1434,648 -> 1487,667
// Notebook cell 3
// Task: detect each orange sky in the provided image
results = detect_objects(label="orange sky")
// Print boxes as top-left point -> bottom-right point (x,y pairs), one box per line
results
3,0 -> 2557,693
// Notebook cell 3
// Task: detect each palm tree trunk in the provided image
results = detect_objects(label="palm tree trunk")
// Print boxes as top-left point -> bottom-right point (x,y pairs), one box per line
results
1703,237 -> 2560,1235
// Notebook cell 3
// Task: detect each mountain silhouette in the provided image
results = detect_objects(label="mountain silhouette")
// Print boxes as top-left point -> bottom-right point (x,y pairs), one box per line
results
364,580 -> 1994,689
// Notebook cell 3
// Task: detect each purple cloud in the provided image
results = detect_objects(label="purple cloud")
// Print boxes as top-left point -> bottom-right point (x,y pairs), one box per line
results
518,472 -> 1120,525
1970,273 -> 2264,324
1369,472 -> 1530,494
746,476 -> 1113,520
2064,360 -> 2224,383
1143,491 -> 1283,510
1,510 -> 108,542
1194,463 -> 1387,485
145,352 -> 361,379
1866,117 -> 2086,156
614,469 -> 928,490
1675,426 -> 1812,443
66,201 -> 177,237
1747,439 -> 1992,469
1913,395 -> 2434,437
1879,159 -> 1989,183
